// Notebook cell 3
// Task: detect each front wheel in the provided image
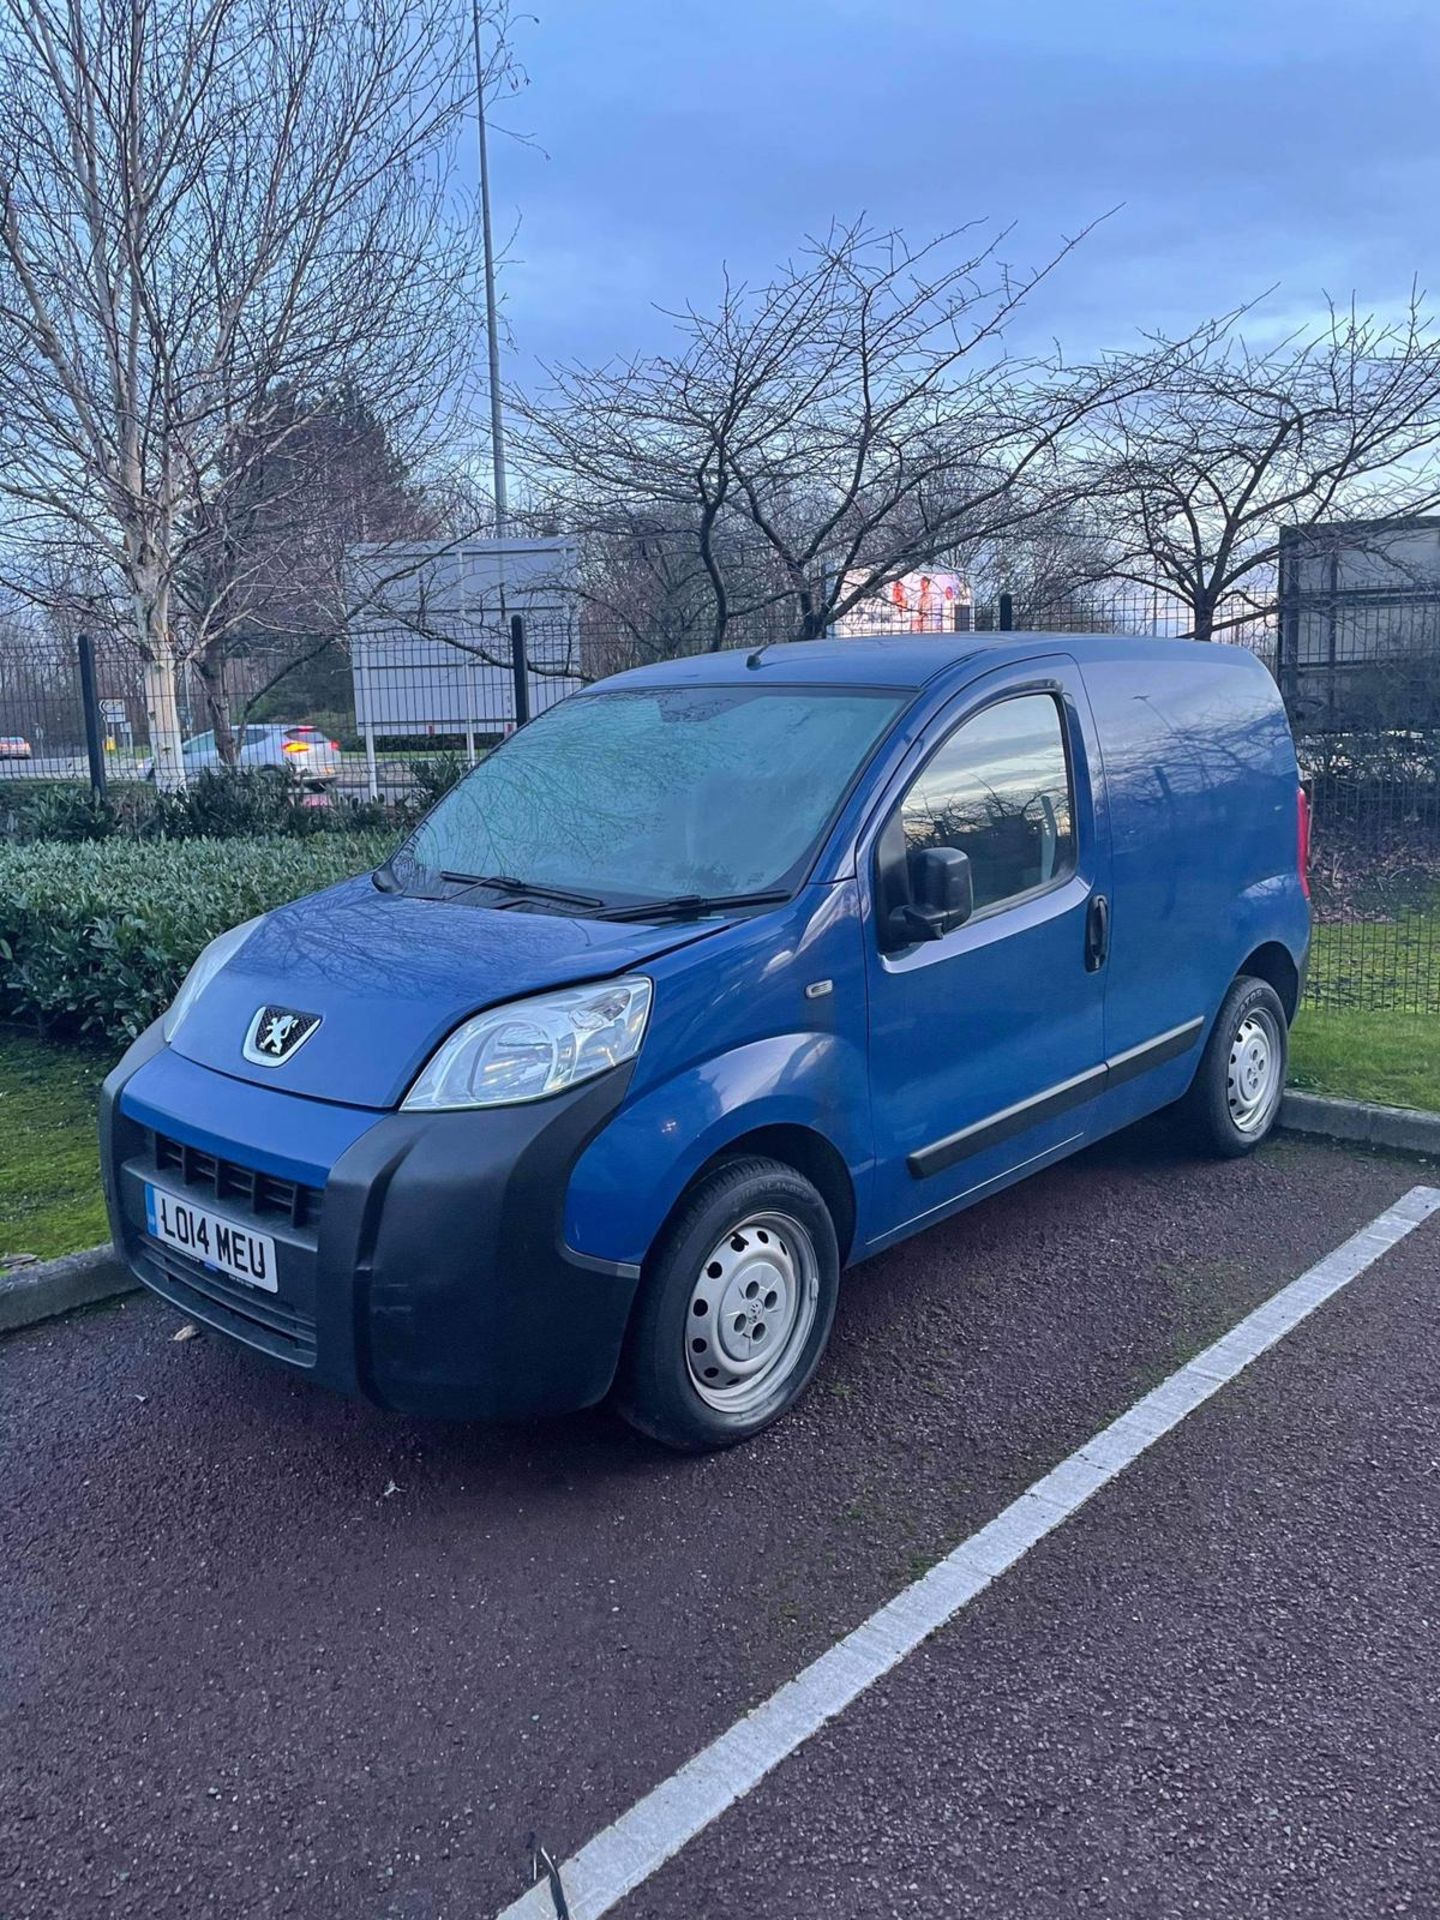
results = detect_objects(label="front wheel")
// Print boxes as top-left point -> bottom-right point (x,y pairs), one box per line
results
1179,975 -> 1288,1157
615,1156 -> 841,1451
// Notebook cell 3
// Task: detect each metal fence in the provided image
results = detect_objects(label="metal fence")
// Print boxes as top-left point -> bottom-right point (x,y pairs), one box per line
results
0,615 -> 584,799
1301,765 -> 1440,1016
3,593 -> 1438,1020
971,583 -> 1280,665
1278,516 -> 1440,737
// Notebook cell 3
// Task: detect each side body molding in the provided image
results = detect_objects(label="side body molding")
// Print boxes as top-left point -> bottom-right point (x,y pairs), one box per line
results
908,1017 -> 1205,1179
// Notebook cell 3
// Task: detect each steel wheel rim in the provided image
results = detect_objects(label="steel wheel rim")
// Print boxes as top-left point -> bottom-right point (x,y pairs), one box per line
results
685,1211 -> 820,1415
1227,1006 -> 1283,1133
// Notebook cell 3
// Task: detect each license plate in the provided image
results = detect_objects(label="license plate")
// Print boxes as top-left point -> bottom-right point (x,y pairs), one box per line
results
144,1184 -> 278,1293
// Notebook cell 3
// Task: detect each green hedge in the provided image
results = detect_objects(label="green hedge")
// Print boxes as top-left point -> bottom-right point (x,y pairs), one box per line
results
0,832 -> 393,1043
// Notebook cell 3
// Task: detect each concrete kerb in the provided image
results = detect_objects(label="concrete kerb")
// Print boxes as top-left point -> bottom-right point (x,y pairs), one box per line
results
0,1245 -> 137,1336
1279,1089 -> 1440,1160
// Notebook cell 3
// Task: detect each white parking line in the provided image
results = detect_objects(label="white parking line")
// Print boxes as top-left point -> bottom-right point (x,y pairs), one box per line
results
495,1185 -> 1440,1920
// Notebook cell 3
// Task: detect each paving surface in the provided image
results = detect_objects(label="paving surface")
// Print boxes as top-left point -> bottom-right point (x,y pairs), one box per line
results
0,1125 -> 1431,1920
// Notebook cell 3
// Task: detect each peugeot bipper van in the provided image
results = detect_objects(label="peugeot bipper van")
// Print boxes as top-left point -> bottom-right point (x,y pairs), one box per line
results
101,635 -> 1310,1450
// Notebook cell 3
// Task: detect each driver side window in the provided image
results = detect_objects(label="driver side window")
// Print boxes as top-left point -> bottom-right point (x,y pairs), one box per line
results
898,693 -> 1075,916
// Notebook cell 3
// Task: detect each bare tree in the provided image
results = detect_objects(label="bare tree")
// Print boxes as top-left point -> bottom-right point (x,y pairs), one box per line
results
517,217 -> 1147,649
945,498 -> 1115,626
558,509 -> 799,675
180,384 -> 451,759
0,0 -> 493,783
567,514 -> 723,676
1091,296 -> 1440,640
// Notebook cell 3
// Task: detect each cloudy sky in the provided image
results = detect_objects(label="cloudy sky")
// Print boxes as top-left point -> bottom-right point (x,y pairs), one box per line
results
482,0 -> 1437,388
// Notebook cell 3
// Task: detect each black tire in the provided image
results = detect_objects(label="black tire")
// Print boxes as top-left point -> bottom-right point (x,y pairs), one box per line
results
1179,975 -> 1289,1158
615,1155 -> 841,1452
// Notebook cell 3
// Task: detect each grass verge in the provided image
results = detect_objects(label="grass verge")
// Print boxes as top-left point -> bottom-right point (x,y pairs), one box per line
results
0,1028 -> 113,1262
1288,1008 -> 1440,1114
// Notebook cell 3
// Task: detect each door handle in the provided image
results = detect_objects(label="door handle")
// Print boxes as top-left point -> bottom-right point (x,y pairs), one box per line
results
1085,893 -> 1110,972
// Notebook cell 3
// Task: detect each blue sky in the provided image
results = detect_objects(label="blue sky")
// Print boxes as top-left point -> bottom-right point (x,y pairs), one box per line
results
483,0 -> 1439,388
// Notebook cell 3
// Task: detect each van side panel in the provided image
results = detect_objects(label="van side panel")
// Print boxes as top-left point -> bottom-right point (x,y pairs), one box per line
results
1078,646 -> 1308,1072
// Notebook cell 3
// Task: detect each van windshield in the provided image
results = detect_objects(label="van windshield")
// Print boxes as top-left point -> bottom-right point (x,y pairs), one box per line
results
390,683 -> 906,909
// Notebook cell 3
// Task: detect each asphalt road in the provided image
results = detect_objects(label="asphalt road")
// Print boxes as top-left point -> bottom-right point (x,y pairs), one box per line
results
620,1184 -> 1440,1920
0,756 -> 91,779
1,1125 -> 1434,1920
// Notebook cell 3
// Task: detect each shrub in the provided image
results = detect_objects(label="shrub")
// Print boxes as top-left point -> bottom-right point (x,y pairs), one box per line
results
323,791 -> 400,833
406,752 -> 471,809
143,768 -> 303,839
139,769 -> 409,840
0,784 -> 119,842
0,831 -> 393,1042
2,770 -> 414,845
1,780 -> 154,842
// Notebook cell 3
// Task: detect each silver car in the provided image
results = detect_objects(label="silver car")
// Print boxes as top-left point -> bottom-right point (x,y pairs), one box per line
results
150,722 -> 343,786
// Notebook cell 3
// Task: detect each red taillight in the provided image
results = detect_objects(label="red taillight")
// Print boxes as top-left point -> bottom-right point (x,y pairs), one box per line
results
1296,786 -> 1311,900
328,739 -> 340,751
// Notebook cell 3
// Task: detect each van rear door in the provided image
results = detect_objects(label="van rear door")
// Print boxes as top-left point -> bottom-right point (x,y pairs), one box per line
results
1073,647 -> 1303,1121
860,658 -> 1111,1247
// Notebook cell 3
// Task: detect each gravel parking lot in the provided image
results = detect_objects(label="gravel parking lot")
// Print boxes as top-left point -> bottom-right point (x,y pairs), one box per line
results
2,1125 -> 1435,1920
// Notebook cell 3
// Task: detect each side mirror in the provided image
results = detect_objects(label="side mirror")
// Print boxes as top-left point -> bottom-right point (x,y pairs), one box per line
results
887,845 -> 974,944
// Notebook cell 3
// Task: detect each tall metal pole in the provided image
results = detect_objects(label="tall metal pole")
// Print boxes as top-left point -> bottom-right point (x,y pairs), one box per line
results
472,0 -> 508,538
471,2 -> 526,726
76,631 -> 107,801
510,613 -> 530,726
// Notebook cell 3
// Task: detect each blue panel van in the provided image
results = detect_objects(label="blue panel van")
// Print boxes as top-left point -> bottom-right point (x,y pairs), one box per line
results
100,635 -> 1311,1449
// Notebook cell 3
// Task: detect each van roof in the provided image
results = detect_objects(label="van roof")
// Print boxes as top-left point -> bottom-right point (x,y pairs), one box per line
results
603,631 -> 1251,693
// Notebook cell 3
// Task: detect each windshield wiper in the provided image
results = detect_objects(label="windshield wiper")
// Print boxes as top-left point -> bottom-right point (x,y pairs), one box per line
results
600,889 -> 792,923
438,870 -> 605,910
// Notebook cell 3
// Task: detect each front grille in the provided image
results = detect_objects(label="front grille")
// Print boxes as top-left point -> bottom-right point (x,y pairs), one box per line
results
152,1132 -> 320,1231
140,1237 -> 318,1365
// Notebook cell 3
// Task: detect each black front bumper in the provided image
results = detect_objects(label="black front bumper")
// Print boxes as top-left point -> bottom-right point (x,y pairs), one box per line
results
101,1028 -> 642,1419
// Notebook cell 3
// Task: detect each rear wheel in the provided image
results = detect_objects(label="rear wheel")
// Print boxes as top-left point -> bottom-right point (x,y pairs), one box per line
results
1179,975 -> 1288,1157
615,1156 -> 840,1451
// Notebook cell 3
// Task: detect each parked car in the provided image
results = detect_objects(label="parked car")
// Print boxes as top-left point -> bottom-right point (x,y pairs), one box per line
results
101,633 -> 1310,1450
0,733 -> 33,759
143,722 -> 342,786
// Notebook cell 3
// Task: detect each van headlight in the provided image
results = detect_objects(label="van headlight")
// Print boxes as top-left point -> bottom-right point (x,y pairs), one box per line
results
162,917 -> 263,1043
402,975 -> 653,1111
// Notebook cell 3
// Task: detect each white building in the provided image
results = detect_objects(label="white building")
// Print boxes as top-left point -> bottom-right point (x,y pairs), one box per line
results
346,537 -> 582,786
